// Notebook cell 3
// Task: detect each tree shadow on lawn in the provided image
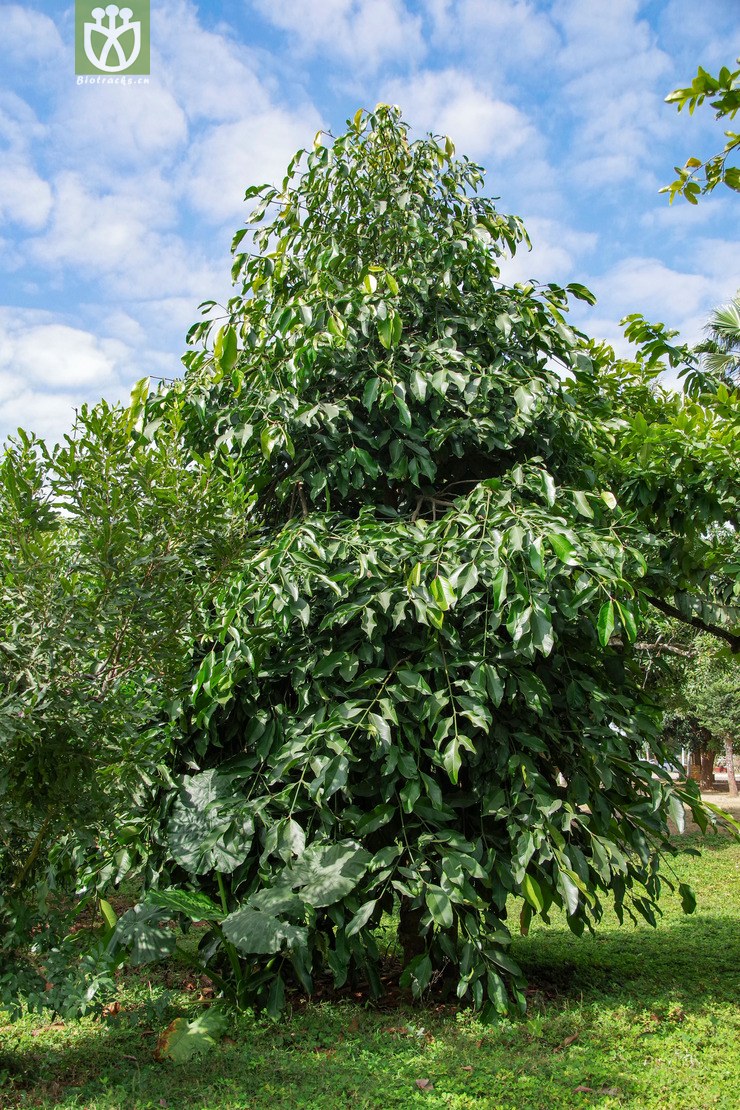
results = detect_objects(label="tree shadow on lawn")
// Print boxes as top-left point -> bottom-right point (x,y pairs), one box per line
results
512,909 -> 740,1012
3,836 -> 737,1107
0,998 -> 638,1110
4,906 -> 736,1110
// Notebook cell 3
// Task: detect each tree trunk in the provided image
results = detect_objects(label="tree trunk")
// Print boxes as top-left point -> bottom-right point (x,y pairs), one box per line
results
724,736 -> 738,797
689,740 -> 702,782
700,748 -> 716,791
398,899 -> 425,967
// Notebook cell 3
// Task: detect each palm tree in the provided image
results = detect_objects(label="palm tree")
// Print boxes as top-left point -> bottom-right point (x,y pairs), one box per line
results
696,293 -> 740,384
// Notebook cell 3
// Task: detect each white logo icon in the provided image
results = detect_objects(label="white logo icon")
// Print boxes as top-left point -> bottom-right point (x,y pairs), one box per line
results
84,5 -> 141,72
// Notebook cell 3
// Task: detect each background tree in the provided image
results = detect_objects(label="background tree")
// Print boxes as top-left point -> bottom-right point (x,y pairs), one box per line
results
569,324 -> 740,655
684,639 -> 739,797
695,294 -> 740,385
637,617 -> 719,791
0,391 -> 251,1014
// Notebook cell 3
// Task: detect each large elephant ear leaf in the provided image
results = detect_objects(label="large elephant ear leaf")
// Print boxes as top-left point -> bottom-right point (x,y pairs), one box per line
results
145,888 -> 225,922
167,769 -> 253,874
282,841 -> 371,908
222,907 -> 308,955
109,904 -> 177,965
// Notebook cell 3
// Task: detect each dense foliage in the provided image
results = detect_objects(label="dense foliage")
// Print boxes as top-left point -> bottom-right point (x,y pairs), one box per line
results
98,107 -> 737,1018
2,106 -> 738,1021
0,397 -> 251,1013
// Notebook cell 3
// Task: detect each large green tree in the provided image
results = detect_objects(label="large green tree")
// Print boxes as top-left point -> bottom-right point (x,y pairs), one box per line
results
100,107 -> 737,1018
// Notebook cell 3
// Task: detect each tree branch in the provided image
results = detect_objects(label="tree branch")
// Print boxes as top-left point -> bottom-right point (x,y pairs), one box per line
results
646,595 -> 740,653
633,641 -> 696,658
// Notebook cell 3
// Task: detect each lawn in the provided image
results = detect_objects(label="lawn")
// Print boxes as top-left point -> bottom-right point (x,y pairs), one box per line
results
1,831 -> 738,1109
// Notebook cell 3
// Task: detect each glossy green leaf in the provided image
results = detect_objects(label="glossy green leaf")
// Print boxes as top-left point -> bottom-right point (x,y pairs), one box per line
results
425,885 -> 454,928
346,899 -> 378,937
597,600 -> 615,647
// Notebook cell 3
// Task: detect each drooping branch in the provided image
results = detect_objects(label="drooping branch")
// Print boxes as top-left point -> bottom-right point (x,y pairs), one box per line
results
633,641 -> 696,658
647,595 -> 740,653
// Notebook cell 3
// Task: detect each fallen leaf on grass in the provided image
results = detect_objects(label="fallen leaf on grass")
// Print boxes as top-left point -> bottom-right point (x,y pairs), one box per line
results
554,1033 -> 579,1052
461,1065 -> 474,1073
154,1007 -> 228,1063
575,1086 -> 594,1093
415,1078 -> 434,1091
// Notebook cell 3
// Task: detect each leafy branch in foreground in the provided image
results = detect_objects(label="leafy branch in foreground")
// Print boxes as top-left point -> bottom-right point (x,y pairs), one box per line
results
661,58 -> 740,203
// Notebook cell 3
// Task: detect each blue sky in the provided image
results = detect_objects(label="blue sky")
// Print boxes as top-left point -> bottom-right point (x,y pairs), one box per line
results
1,0 -> 739,443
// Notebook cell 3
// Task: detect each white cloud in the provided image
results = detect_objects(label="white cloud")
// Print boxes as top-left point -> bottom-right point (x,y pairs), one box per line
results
640,196 -> 725,234
185,106 -> 322,223
132,296 -> 218,344
31,171 -> 172,267
156,2 -> 273,124
551,0 -> 674,188
657,0 -> 740,68
572,242 -> 740,358
428,0 -> 559,70
0,312 -> 125,390
381,69 -> 537,163
0,155 -> 52,229
0,389 -> 86,445
691,239 -> 740,297
55,84 -> 189,172
497,216 -> 597,285
26,171 -> 223,300
0,91 -> 48,152
91,309 -> 148,347
593,257 -> 711,320
251,0 -> 425,71
0,308 -> 134,443
552,0 -> 657,72
0,308 -> 172,443
1,3 -> 65,63
581,253 -> 740,354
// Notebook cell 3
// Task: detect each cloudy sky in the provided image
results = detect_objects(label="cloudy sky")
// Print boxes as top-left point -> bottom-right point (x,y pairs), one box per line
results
1,0 -> 739,444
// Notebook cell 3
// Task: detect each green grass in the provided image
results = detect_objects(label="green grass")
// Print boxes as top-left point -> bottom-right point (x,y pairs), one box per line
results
2,833 -> 739,1109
